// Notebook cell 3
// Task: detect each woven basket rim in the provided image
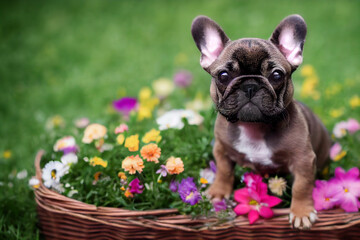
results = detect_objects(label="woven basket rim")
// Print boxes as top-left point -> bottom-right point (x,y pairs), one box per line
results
34,150 -> 360,232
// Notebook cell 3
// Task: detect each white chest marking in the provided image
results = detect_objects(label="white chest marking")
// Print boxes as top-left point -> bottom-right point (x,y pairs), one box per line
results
233,127 -> 273,165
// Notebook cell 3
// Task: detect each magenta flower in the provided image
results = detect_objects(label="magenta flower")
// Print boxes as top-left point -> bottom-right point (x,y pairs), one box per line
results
128,178 -> 144,194
243,172 -> 267,196
234,187 -> 282,224
113,97 -> 138,116
173,70 -> 193,88
213,199 -> 227,212
169,180 -> 178,192
330,142 -> 342,160
331,167 -> 360,212
312,180 -> 342,211
178,177 -> 202,205
347,118 -> 360,133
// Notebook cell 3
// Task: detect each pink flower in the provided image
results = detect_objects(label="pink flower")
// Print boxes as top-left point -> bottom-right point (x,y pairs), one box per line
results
347,118 -> 360,134
113,97 -> 138,116
331,167 -> 360,212
128,178 -> 144,194
312,180 -> 342,211
333,118 -> 360,138
243,172 -> 267,196
173,70 -> 193,88
329,142 -> 347,161
115,123 -> 129,134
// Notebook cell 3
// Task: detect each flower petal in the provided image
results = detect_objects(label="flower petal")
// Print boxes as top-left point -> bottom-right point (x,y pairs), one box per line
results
248,210 -> 259,225
234,188 -> 250,204
259,206 -> 274,219
263,195 -> 282,207
334,167 -> 346,180
340,195 -> 359,212
346,167 -> 360,179
234,204 -> 251,215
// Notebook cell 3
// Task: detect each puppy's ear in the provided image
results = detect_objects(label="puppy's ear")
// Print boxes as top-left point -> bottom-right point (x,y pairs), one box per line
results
270,15 -> 307,68
191,16 -> 229,70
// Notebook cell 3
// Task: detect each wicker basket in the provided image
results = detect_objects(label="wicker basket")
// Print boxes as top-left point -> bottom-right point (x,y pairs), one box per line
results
34,150 -> 360,239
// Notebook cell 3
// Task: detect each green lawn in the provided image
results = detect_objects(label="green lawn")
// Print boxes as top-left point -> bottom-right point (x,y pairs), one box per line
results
0,0 -> 359,239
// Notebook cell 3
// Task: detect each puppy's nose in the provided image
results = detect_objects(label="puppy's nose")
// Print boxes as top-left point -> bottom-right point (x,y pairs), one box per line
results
241,84 -> 259,99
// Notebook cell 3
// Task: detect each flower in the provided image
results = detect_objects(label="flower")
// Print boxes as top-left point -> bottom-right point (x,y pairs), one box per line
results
129,178 -> 144,194
152,78 -> 174,98
82,124 -> 107,144
169,180 -> 178,192
234,186 -> 282,224
118,172 -> 127,180
53,136 -> 78,154
333,118 -> 360,138
165,157 -> 184,175
16,169 -> 28,179
140,143 -> 161,163
42,161 -> 69,191
112,97 -> 138,116
156,109 -> 204,130
331,167 -> 360,212
122,155 -> 144,174
124,188 -> 133,198
3,150 -> 12,159
178,177 -> 202,205
29,178 -> 40,189
268,176 -> 287,196
142,129 -> 162,143
115,123 -> 129,134
199,168 -> 216,184
156,165 -> 168,177
213,199 -> 227,212
209,160 -> 216,173
137,88 -> 160,121
200,178 -> 208,184
330,143 -> 347,161
89,157 -> 108,168
46,115 -> 65,130
61,152 -> 78,167
74,117 -> 89,128
312,180 -> 342,211
116,134 -> 125,145
300,76 -> 320,100
329,108 -> 344,118
173,70 -> 193,88
349,95 -> 360,108
124,134 -> 139,152
300,64 -> 315,77
94,172 -> 102,182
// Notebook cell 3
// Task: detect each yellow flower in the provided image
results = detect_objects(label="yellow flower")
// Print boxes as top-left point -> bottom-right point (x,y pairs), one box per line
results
120,186 -> 125,191
139,87 -> 152,102
152,78 -> 174,98
137,88 -> 160,121
124,188 -> 133,198
334,150 -> 347,162
3,150 -> 12,159
89,157 -> 108,168
124,134 -> 139,152
329,108 -> 345,118
142,129 -> 162,143
137,105 -> 152,121
118,172 -> 127,180
200,178 -> 208,184
350,95 -> 360,108
122,155 -> 144,174
46,115 -> 65,129
165,157 -> 184,175
300,64 -> 315,77
268,176 -> 287,196
300,76 -> 320,100
116,134 -> 125,145
82,123 -> 107,144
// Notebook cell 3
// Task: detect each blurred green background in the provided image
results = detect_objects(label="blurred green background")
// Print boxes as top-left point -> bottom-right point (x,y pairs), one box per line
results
0,0 -> 359,239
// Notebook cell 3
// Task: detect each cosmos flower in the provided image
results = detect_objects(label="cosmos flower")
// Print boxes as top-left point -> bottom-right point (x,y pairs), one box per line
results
178,177 -> 202,205
140,143 -> 161,163
165,157 -> 184,175
312,180 -> 342,211
112,97 -> 138,116
82,124 -> 107,144
122,155 -> 144,174
330,143 -> 347,161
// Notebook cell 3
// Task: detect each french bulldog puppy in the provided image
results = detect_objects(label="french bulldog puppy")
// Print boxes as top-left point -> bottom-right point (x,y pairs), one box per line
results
191,15 -> 331,229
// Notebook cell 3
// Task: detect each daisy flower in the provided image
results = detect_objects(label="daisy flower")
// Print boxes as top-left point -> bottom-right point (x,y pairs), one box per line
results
29,177 -> 40,189
42,161 -> 69,191
61,152 -> 78,167
140,143 -> 161,163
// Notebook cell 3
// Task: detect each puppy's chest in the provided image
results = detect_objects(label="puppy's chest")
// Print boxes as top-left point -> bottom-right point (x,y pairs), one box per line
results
231,127 -> 274,166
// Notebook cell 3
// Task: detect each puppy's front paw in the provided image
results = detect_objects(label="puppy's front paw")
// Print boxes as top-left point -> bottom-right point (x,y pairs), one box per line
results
206,182 -> 232,200
289,206 -> 318,229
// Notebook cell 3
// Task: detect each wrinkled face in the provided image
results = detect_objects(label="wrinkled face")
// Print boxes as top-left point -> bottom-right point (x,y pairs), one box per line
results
209,39 -> 293,123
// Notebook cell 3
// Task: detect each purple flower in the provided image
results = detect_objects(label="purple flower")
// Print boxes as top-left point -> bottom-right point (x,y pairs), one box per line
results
331,167 -> 360,212
209,160 -> 216,173
169,180 -> 178,192
312,180 -> 342,211
213,199 -> 227,212
173,70 -> 193,88
62,146 -> 78,155
178,177 -> 202,205
156,165 -> 168,177
113,97 -> 138,115
129,178 -> 144,194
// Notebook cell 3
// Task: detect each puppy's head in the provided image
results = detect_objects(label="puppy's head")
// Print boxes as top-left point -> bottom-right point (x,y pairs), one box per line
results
191,15 -> 307,123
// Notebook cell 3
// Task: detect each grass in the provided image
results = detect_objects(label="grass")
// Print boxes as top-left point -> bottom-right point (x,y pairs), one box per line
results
0,0 -> 359,239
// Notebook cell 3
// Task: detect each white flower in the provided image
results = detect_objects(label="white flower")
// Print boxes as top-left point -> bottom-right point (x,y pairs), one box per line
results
333,121 -> 348,138
16,169 -> 28,179
200,168 -> 216,184
268,176 -> 287,196
52,183 -> 65,193
67,189 -> 78,197
42,161 -> 69,190
61,153 -> 78,167
53,136 -> 77,152
29,178 -> 40,189
156,109 -> 204,130
152,78 -> 174,98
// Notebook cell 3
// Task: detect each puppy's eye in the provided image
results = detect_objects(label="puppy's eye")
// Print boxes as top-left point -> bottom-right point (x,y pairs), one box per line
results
218,71 -> 230,82
269,70 -> 284,81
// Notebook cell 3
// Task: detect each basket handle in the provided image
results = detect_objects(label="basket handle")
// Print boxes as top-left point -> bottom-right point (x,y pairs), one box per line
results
35,150 -> 45,181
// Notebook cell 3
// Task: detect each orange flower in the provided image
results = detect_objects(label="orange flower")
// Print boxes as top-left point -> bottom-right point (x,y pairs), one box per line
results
140,143 -> 161,163
124,188 -> 133,198
117,172 -> 127,180
94,172 -> 102,181
165,156 -> 184,175
122,155 -> 144,174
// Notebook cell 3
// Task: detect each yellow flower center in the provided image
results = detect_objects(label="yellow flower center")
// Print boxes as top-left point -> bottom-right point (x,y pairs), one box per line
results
249,199 -> 258,205
51,170 -> 57,179
200,178 -> 208,184
186,192 -> 194,201
325,197 -> 330,201
344,188 -> 349,193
